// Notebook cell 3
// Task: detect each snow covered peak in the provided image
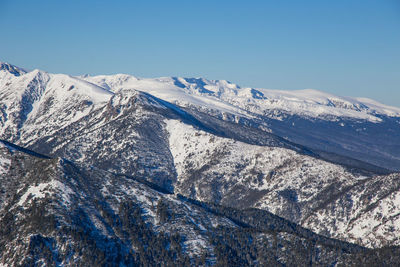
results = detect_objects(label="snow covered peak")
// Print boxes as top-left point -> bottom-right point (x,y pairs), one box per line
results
0,62 -> 27,77
77,73 -> 138,92
0,66 -> 114,144
2,62 -> 399,124
81,73 -> 399,122
46,73 -> 114,103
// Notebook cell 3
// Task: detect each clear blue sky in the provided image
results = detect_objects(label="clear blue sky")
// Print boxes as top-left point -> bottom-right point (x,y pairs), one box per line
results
1,0 -> 399,106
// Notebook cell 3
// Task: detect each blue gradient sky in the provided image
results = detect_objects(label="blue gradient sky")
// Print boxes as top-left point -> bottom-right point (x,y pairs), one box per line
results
1,0 -> 399,106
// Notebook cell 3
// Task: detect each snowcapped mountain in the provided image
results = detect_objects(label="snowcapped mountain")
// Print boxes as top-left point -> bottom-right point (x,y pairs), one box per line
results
0,64 -> 112,146
81,74 -> 400,121
81,73 -> 400,171
1,62 -> 400,264
2,61 -> 399,171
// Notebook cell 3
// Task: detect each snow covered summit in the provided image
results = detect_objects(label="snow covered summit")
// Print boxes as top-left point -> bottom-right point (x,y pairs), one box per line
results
81,73 -> 400,123
1,62 -> 399,171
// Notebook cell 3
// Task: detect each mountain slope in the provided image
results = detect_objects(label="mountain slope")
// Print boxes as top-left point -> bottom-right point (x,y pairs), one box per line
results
9,85 -> 398,248
1,63 -> 400,252
4,140 -> 399,266
165,119 -> 400,248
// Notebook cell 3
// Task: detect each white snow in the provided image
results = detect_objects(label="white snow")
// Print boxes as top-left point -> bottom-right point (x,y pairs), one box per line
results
347,190 -> 400,245
82,74 -> 400,122
17,180 -> 74,207
2,62 -> 399,127
18,182 -> 52,206
184,238 -> 208,254
0,67 -> 114,145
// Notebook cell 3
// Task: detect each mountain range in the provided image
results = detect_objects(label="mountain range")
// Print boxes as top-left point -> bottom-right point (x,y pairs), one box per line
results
1,62 -> 399,266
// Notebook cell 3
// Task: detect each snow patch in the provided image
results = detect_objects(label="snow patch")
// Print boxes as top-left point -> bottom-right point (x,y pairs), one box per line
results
18,182 -> 52,206
0,145 -> 11,175
17,180 -> 74,207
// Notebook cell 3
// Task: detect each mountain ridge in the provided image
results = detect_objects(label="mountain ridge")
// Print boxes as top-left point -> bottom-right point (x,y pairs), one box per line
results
2,62 -> 399,170
1,79 -> 397,248
1,62 -> 400,259
1,138 -> 399,266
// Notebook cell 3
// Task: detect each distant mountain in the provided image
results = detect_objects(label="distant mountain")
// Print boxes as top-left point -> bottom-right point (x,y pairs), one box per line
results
1,62 -> 400,264
81,74 -> 400,172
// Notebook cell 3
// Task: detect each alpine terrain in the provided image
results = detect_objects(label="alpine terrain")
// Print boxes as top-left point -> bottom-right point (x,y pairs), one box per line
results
1,62 -> 400,266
